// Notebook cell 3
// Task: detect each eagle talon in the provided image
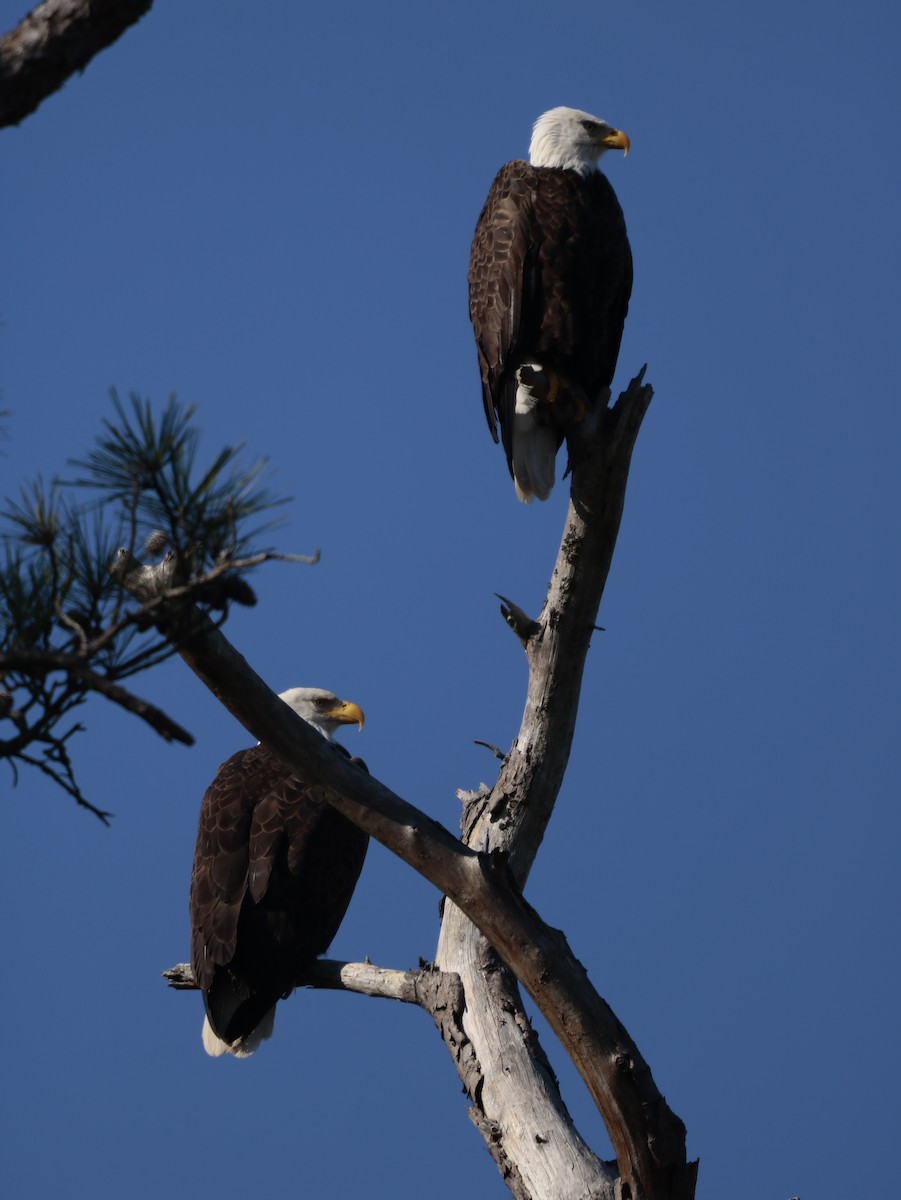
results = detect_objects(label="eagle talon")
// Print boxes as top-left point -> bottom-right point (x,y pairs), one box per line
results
545,369 -> 563,408
555,380 -> 587,429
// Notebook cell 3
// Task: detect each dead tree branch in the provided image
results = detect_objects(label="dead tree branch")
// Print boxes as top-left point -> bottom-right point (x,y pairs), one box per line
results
164,954 -> 485,1155
0,0 -> 154,129
499,366 -> 655,884
434,370 -> 697,1200
164,957 -> 422,1005
141,371 -> 694,1200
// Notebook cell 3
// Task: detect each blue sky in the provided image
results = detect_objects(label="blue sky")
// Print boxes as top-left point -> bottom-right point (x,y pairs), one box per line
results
1,1 -> 899,1197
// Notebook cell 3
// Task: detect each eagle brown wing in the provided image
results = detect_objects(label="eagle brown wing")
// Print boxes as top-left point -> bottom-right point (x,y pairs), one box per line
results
468,161 -> 632,478
468,160 -> 540,465
190,743 -> 369,1047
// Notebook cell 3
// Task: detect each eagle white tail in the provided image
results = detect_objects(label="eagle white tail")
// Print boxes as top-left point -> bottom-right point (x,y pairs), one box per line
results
512,365 -> 557,502
201,1006 -> 277,1058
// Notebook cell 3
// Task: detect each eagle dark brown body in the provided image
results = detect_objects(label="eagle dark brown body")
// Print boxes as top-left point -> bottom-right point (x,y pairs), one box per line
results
190,741 -> 368,1055
469,157 -> 632,496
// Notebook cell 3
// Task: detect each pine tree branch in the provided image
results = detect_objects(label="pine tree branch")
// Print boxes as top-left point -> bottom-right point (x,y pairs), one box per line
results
0,648 -> 194,744
15,743 -> 113,822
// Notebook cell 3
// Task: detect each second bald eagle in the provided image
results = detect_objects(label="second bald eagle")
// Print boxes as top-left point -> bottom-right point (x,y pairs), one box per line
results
468,106 -> 633,502
190,687 -> 368,1058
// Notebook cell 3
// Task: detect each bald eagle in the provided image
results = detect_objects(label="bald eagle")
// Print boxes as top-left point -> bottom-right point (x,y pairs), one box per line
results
190,687 -> 368,1058
468,106 -> 633,502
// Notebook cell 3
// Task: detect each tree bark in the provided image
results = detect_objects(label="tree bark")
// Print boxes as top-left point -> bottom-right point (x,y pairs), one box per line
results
433,372 -> 660,1199
0,0 -> 154,129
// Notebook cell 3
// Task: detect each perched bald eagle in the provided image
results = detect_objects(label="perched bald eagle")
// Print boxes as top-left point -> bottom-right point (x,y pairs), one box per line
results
468,106 -> 633,502
190,687 -> 368,1058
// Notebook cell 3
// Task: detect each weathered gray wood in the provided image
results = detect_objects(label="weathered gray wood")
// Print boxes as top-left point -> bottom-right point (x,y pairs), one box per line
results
0,0 -> 154,129
437,903 -> 618,1200
432,373 -> 659,1199
165,958 -> 424,1005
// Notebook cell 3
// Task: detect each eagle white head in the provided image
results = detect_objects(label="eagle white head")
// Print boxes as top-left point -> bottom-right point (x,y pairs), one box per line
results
529,106 -> 630,176
278,687 -> 365,740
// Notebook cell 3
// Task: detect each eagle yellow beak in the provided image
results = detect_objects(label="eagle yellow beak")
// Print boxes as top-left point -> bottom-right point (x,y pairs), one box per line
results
327,700 -> 365,731
601,128 -> 630,156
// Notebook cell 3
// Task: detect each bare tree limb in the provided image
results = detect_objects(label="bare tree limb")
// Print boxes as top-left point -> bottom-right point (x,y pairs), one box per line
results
161,954 -> 529,1198
495,593 -> 541,645
0,0 -> 154,129
434,370 -> 697,1200
451,930 -> 618,1200
499,366 -> 655,884
472,739 -> 505,761
134,374 -> 694,1199
164,958 -> 422,1005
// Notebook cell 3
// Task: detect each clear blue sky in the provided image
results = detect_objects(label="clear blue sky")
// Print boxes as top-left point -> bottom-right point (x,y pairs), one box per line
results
2,2 -> 899,1197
